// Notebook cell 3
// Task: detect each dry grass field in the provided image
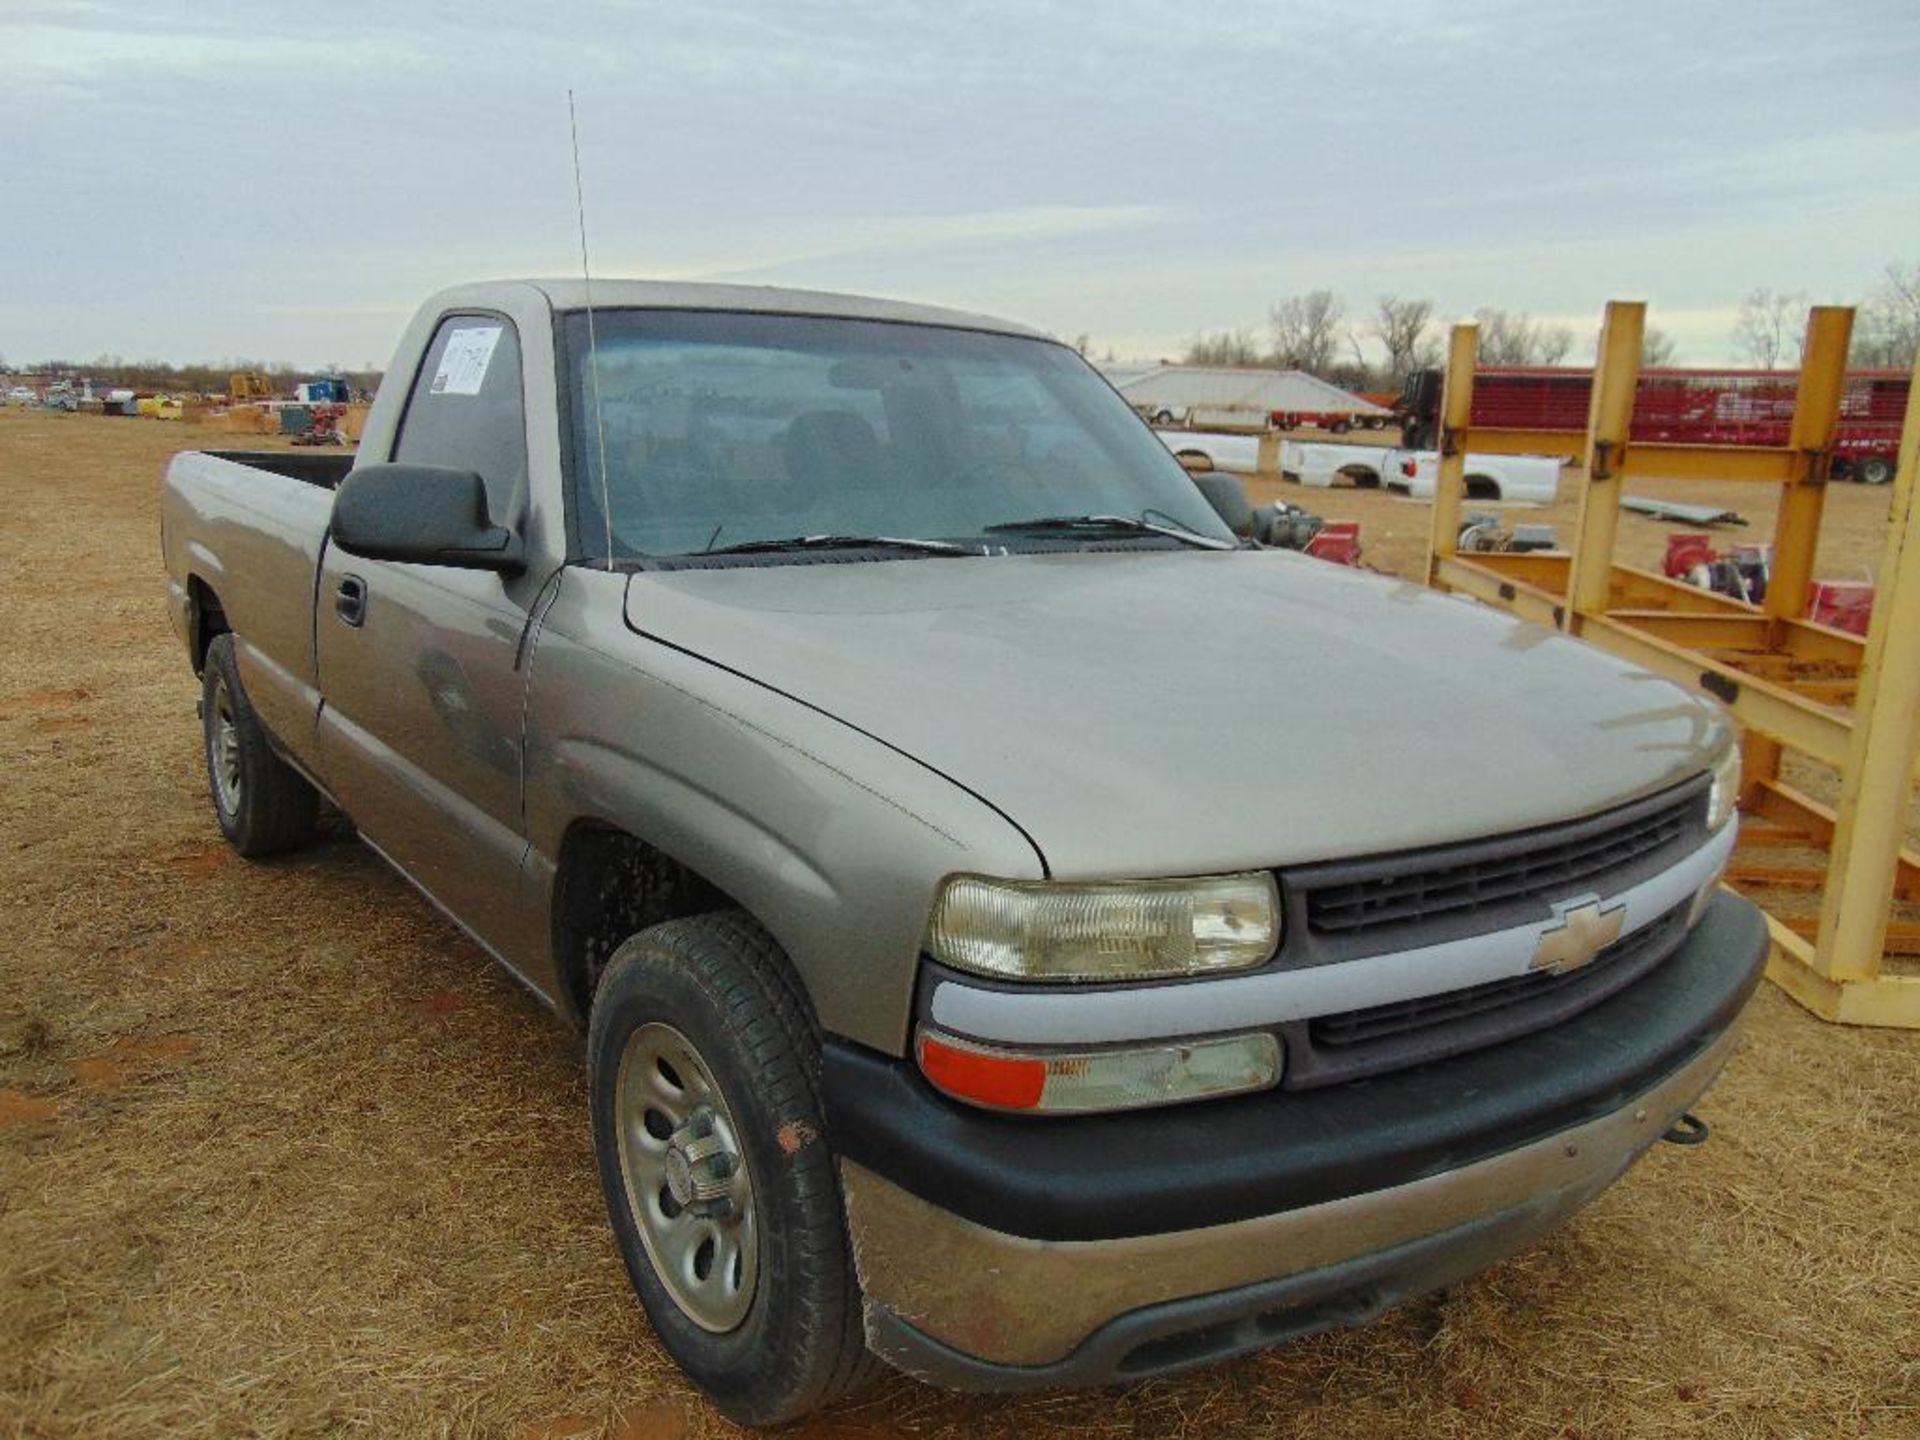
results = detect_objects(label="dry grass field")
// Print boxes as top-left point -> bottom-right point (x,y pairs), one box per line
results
1,410 -> 1915,1439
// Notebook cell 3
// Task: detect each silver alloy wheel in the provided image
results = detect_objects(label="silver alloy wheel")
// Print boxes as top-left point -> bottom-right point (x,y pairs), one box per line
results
615,1021 -> 758,1332
210,674 -> 242,816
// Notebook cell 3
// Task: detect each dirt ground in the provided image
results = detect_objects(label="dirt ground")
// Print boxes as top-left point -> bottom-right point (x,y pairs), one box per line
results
1,410 -> 1915,1440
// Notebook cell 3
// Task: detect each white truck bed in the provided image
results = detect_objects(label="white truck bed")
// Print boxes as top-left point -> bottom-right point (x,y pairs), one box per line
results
1152,431 -> 1561,504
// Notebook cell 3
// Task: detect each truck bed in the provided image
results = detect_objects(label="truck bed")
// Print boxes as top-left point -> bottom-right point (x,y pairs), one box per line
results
202,450 -> 355,488
162,449 -> 341,750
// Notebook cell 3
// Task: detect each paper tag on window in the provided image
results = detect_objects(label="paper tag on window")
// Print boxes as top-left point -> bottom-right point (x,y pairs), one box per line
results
431,326 -> 503,396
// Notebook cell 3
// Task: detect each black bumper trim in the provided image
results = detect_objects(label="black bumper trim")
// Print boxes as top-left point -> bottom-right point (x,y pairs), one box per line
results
824,890 -> 1767,1243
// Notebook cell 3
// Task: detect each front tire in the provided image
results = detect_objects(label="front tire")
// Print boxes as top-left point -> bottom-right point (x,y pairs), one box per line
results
587,912 -> 874,1426
201,633 -> 319,857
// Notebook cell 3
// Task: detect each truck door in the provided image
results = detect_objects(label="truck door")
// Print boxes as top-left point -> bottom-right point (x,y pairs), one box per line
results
314,312 -> 543,957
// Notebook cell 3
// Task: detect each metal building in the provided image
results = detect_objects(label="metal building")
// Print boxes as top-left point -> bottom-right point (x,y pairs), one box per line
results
1117,365 -> 1389,430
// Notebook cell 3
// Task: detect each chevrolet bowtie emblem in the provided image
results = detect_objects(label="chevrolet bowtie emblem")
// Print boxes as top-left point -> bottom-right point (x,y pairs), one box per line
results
1530,897 -> 1627,975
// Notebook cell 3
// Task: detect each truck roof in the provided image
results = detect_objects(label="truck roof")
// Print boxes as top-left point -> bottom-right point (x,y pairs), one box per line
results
424,279 -> 1049,341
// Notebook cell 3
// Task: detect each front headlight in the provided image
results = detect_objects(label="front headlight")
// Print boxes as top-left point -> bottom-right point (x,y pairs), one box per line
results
926,872 -> 1281,982
1707,745 -> 1741,832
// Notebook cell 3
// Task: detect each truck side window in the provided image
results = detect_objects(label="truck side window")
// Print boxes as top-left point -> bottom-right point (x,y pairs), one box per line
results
393,314 -> 528,519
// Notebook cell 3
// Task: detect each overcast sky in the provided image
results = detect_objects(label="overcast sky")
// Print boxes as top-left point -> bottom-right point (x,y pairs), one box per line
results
4,0 -> 1917,369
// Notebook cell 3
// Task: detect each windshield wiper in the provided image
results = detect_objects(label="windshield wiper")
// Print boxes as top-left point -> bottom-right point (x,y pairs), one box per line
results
982,514 -> 1237,551
702,533 -> 979,558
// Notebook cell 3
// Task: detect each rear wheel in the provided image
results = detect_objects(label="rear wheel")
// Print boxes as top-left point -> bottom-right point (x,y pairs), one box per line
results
587,912 -> 875,1426
1857,454 -> 1895,486
201,633 -> 319,856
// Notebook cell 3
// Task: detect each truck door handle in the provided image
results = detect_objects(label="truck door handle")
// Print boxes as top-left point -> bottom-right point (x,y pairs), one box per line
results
335,575 -> 368,627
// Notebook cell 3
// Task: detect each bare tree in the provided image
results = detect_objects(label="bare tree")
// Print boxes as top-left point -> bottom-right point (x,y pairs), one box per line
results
1323,333 -> 1379,393
1642,325 -> 1678,366
1268,290 -> 1346,374
1534,323 -> 1575,365
1733,288 -> 1806,369
1855,261 -> 1920,368
1473,308 -> 1576,365
1184,328 -> 1264,366
1370,295 -> 1438,388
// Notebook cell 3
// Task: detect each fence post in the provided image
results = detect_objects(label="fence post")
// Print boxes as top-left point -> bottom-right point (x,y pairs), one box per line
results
1810,347 -> 1920,982
1564,302 -> 1644,621
1425,323 -> 1480,587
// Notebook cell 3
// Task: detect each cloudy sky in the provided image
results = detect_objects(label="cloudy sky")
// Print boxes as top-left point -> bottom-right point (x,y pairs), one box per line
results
4,0 -> 1917,369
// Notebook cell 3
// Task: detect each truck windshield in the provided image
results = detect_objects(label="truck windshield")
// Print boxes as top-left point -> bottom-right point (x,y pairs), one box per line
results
560,309 -> 1234,562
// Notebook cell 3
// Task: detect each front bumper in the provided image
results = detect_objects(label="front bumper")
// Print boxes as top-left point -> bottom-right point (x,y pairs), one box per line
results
826,890 -> 1769,1388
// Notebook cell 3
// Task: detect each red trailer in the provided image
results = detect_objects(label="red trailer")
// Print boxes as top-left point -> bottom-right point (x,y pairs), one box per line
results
1402,366 -> 1907,483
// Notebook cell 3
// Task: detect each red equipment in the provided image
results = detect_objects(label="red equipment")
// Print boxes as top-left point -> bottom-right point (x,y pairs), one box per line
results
1461,367 -> 1907,484
1662,532 -> 1771,604
1304,521 -> 1361,566
1662,534 -> 1876,632
292,403 -> 345,446
1806,580 -> 1874,636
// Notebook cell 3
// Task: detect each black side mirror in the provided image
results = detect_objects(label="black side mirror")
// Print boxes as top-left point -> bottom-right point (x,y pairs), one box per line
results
331,464 -> 523,572
1192,471 -> 1254,539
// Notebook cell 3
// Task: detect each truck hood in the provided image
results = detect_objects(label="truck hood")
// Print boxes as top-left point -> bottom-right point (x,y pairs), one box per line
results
622,551 -> 1728,877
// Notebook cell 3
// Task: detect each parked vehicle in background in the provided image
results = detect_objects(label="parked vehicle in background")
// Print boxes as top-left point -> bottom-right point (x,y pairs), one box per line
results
1362,447 -> 1562,503
1399,366 -> 1908,484
296,377 -> 351,405
1153,431 -> 1561,503
229,372 -> 275,403
163,279 -> 1766,1425
1154,427 -> 1263,473
6,385 -> 38,407
1267,407 -> 1392,433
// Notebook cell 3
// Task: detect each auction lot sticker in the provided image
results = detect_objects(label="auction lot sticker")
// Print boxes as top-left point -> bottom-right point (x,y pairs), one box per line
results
432,326 -> 503,395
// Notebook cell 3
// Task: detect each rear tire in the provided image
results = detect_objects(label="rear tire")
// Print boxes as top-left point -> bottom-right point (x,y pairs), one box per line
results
587,912 -> 876,1426
1857,454 -> 1895,486
201,633 -> 319,857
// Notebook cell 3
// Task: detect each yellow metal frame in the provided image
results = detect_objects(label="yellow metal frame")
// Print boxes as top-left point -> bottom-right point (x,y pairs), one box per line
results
1426,303 -> 1920,1028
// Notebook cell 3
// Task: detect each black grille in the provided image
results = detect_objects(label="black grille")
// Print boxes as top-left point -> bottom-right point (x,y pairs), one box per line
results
1310,906 -> 1688,1048
1303,789 -> 1697,939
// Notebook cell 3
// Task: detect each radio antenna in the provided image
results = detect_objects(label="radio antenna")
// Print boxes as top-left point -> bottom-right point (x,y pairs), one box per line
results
568,89 -> 615,570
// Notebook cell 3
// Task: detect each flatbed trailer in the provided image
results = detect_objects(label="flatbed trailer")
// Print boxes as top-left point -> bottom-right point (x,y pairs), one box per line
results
1401,366 -> 1907,483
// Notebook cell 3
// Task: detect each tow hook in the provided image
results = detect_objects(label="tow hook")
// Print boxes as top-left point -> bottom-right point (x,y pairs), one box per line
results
1661,1112 -> 1710,1147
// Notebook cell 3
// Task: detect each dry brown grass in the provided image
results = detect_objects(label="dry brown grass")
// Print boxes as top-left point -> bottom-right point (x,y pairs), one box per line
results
1,410 -> 1916,1439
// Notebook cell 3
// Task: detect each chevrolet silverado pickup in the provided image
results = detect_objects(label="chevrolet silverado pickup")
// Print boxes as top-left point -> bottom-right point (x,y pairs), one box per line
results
161,280 -> 1768,1425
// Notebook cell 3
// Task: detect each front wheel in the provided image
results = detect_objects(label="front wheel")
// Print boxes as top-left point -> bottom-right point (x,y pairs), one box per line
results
587,912 -> 875,1426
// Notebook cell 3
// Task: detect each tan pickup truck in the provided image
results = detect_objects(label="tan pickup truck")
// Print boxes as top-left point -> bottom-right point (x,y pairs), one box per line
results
162,279 -> 1768,1424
